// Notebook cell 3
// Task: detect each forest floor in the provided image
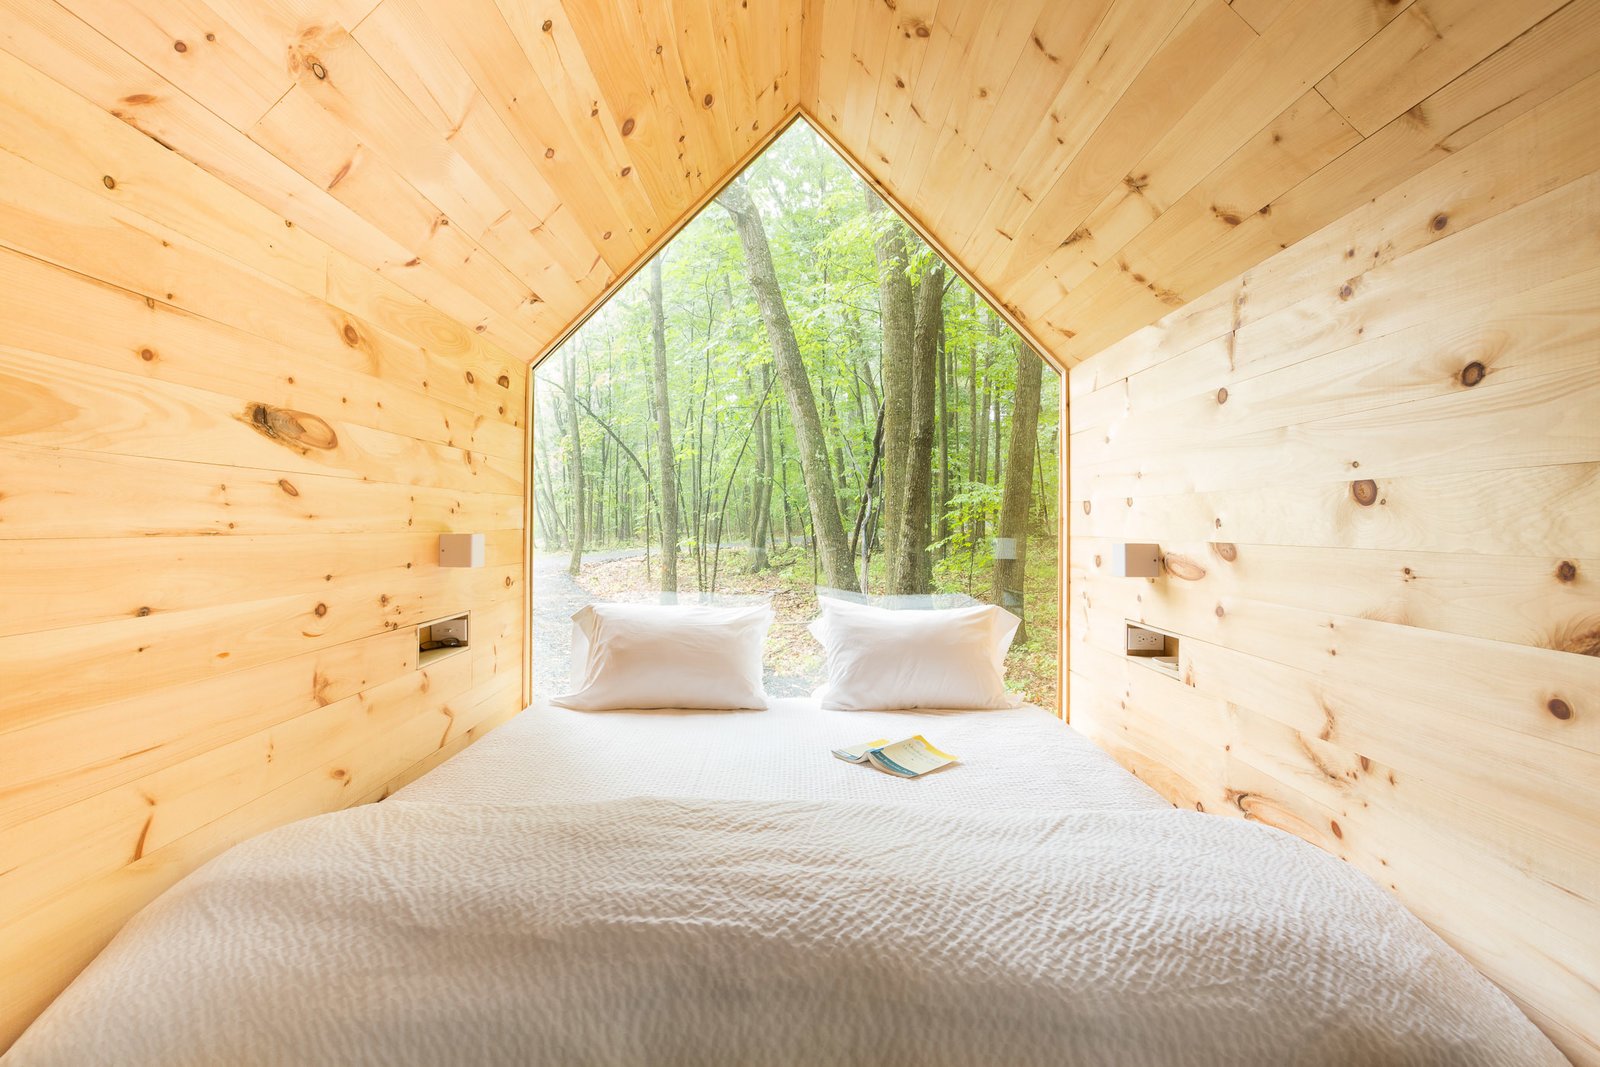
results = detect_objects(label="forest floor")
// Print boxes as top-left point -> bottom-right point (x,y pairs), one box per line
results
534,541 -> 1060,710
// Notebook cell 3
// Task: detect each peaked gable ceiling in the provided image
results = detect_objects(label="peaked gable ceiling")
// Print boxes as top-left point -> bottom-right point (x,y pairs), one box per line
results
6,0 -> 1592,369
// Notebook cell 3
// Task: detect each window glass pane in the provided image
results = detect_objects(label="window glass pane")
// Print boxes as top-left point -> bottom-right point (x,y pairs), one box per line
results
533,120 -> 1060,710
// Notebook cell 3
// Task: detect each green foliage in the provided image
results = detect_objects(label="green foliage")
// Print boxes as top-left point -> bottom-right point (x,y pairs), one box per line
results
534,120 -> 1063,708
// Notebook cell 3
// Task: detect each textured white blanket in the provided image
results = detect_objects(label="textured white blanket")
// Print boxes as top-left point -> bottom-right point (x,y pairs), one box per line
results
5,797 -> 1564,1066
391,698 -> 1169,813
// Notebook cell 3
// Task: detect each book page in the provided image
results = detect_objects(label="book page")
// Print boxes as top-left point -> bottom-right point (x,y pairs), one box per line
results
865,736 -> 957,778
831,738 -> 891,764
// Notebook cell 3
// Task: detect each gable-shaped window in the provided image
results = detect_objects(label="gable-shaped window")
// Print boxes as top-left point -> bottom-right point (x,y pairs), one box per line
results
533,120 -> 1060,710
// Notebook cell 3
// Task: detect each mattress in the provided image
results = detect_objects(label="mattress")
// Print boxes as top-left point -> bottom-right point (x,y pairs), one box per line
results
392,697 -> 1169,813
3,700 -> 1567,1066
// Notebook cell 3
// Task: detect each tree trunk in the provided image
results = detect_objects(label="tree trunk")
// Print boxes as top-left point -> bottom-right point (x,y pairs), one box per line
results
867,187 -> 915,574
648,257 -> 679,593
748,362 -> 773,570
890,262 -> 942,594
936,308 -> 950,562
719,177 -> 858,591
564,347 -> 586,577
993,338 -> 1043,643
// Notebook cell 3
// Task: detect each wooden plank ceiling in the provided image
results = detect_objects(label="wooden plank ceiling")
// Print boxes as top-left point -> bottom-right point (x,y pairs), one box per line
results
2,0 -> 1586,367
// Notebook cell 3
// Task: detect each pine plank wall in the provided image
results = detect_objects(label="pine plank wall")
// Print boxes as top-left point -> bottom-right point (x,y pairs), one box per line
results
1067,61 -> 1600,1065
0,45 -> 528,1045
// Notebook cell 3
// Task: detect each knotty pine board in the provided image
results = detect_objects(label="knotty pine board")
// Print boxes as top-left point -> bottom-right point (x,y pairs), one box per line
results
1066,75 -> 1600,1064
0,32 -> 527,1050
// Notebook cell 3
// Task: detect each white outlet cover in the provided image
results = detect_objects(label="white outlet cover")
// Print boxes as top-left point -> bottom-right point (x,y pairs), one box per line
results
433,616 -> 468,644
1125,624 -> 1166,651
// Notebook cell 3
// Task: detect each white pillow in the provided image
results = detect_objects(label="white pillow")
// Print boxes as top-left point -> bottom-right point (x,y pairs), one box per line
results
555,602 -> 772,710
808,598 -> 1022,711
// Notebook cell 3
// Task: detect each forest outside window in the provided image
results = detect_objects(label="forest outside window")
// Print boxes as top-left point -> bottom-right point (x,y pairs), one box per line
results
532,119 -> 1060,711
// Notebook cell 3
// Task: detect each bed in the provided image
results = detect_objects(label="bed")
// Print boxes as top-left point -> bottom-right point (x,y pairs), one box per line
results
2,699 -> 1566,1066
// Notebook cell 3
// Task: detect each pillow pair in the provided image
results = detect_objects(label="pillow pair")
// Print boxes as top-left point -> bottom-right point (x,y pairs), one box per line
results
555,599 -> 1021,712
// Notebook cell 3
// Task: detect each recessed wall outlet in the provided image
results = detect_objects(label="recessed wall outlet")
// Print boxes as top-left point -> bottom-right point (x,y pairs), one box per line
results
432,616 -> 469,644
1125,622 -> 1180,673
1126,624 -> 1166,651
417,612 -> 471,669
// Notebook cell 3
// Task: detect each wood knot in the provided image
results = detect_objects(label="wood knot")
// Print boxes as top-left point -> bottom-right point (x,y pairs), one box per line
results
541,18 -> 552,30
465,370 -> 476,384
341,324 -> 360,345
1431,213 -> 1448,231
310,60 -> 327,79
602,230 -> 612,240
139,348 -> 156,362
621,117 -> 635,136
1213,542 -> 1237,562
314,602 -> 328,617
1351,479 -> 1379,506
544,147 -> 555,159
914,23 -> 930,36
330,768 -> 347,780
1556,560 -> 1577,583
1548,698 -> 1572,720
1082,500 -> 1091,515
1093,554 -> 1101,567
1214,603 -> 1225,618
242,403 -> 338,452
620,166 -> 632,177
702,93 -> 714,108
1338,283 -> 1354,301
173,39 -> 188,52
505,575 -> 514,587
1459,360 -> 1485,386
136,606 -> 152,617
497,374 -> 510,388
1163,553 -> 1206,581
1330,820 -> 1343,839
277,478 -> 299,496
102,174 -> 117,189
1216,387 -> 1228,404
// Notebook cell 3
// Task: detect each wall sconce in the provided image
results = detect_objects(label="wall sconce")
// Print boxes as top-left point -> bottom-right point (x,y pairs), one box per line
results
1110,542 -> 1161,578
439,533 -> 485,568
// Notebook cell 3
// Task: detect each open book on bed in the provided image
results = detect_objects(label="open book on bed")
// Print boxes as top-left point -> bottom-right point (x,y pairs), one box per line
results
831,736 -> 957,778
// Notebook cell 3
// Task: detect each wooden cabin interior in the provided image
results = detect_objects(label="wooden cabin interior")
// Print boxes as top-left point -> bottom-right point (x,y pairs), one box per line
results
1,0 -> 1596,1062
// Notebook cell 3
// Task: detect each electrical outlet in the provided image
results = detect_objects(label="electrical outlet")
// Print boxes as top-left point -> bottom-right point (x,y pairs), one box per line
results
1125,623 -> 1166,652
432,616 -> 468,644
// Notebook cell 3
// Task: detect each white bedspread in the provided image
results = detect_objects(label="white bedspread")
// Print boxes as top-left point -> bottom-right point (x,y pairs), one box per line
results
392,697 -> 1169,813
5,797 -> 1563,1066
